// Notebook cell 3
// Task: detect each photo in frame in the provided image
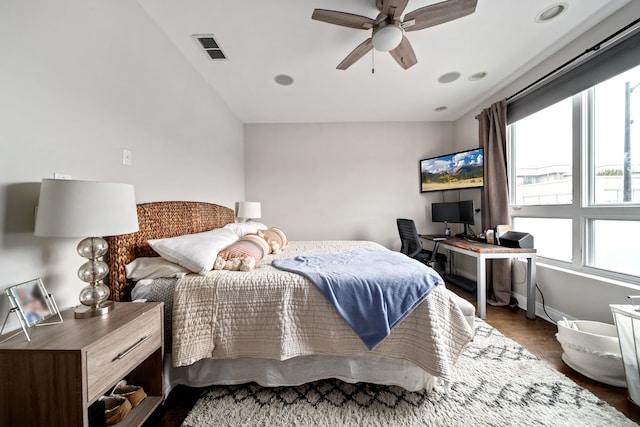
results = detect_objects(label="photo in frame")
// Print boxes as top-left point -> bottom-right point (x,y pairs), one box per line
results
2,278 -> 62,342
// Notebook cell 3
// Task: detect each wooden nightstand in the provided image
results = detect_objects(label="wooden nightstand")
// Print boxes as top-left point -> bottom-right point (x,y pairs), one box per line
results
0,302 -> 164,427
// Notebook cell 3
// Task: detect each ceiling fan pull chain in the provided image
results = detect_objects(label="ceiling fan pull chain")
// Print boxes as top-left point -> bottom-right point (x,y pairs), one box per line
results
371,49 -> 375,74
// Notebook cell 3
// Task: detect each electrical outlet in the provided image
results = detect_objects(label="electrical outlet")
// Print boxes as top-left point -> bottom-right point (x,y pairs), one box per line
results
122,148 -> 132,166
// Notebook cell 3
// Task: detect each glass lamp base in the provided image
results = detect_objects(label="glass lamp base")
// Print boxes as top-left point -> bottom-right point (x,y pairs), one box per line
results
75,300 -> 114,319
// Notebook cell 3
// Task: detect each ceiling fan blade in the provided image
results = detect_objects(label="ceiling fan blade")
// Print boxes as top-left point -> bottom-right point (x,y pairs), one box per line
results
337,38 -> 373,70
312,9 -> 375,30
404,0 -> 477,32
389,36 -> 417,69
378,0 -> 410,18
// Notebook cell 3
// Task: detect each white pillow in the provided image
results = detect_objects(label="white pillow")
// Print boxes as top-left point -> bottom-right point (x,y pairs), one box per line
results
148,228 -> 239,275
223,221 -> 268,238
125,257 -> 191,281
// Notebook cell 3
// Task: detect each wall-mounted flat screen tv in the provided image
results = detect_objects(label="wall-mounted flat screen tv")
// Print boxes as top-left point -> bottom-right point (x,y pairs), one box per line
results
420,148 -> 484,193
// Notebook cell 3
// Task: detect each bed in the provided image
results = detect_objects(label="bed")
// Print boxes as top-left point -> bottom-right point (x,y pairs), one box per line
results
107,201 -> 474,397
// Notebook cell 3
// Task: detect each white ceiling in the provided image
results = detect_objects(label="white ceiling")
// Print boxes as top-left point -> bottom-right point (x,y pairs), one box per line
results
137,0 -> 631,123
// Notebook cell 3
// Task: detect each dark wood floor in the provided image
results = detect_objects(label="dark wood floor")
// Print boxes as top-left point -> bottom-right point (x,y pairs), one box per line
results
144,290 -> 640,426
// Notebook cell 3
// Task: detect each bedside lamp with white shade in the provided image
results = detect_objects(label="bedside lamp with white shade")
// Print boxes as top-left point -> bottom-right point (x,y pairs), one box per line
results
34,179 -> 139,318
235,201 -> 261,223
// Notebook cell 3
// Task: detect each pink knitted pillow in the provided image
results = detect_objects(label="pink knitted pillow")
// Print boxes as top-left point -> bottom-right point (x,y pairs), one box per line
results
213,233 -> 271,271
257,227 -> 289,254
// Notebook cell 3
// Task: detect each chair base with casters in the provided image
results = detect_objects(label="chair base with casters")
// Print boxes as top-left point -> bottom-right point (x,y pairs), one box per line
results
396,218 -> 446,274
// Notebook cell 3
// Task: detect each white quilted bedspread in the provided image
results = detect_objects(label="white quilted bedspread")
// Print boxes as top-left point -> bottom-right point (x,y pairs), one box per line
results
172,241 -> 474,382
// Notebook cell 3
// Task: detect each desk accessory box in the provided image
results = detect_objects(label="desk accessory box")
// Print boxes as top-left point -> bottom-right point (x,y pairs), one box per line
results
499,231 -> 534,248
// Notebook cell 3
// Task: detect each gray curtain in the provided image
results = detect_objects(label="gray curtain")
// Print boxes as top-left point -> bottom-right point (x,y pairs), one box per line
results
477,100 -> 512,306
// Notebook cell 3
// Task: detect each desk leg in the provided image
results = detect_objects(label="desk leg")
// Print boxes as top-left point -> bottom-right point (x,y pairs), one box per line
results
526,256 -> 537,319
477,255 -> 486,320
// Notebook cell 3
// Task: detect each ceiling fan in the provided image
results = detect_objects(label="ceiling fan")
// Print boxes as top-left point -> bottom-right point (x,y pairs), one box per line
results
312,0 -> 477,70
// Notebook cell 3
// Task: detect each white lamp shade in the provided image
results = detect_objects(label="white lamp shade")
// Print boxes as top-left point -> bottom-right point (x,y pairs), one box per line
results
236,201 -> 261,219
34,179 -> 139,237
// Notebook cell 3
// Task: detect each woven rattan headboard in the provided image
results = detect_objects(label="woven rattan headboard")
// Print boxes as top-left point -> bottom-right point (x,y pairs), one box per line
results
106,201 -> 235,301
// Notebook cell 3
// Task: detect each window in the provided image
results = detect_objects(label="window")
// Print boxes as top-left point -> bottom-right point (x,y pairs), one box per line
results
591,219 -> 640,277
511,98 -> 573,206
512,217 -> 572,262
593,68 -> 640,204
508,62 -> 640,282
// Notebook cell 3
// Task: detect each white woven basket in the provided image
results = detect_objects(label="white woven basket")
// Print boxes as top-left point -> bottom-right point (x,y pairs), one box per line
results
556,319 -> 626,387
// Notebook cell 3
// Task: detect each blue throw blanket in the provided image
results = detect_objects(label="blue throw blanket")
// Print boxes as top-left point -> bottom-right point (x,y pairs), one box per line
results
272,249 -> 443,350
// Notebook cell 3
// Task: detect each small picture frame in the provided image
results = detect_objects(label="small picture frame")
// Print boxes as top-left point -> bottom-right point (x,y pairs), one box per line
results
1,279 -> 62,342
6,278 -> 59,327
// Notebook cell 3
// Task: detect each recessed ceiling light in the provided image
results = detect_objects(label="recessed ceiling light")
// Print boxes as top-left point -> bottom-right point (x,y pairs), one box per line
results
468,71 -> 488,81
535,3 -> 568,23
274,74 -> 294,86
434,106 -> 448,112
437,72 -> 461,84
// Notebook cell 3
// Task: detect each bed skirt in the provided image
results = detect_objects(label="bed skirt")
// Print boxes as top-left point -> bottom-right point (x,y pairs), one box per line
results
163,353 -> 437,398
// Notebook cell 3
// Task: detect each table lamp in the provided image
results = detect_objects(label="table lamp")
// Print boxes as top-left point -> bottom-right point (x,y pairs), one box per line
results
235,201 -> 261,222
34,179 -> 139,318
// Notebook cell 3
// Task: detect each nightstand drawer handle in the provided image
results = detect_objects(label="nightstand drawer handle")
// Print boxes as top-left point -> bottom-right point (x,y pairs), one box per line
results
114,335 -> 151,361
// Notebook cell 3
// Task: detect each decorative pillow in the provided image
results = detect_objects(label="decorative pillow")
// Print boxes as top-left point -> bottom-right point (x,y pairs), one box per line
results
223,222 -> 268,238
213,233 -> 271,271
148,228 -> 239,275
257,227 -> 289,254
125,257 -> 190,281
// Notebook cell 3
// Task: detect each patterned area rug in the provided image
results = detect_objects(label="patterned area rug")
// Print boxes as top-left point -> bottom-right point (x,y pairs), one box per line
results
181,321 -> 636,427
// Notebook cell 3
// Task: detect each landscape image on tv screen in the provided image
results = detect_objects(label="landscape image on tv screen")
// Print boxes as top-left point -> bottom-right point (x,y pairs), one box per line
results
420,148 -> 484,193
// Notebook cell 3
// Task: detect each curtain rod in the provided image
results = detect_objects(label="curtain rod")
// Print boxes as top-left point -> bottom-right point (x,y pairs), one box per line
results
506,16 -> 640,103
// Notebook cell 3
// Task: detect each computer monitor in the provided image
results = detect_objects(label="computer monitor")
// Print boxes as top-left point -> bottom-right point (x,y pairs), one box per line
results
459,200 -> 475,225
431,201 -> 460,224
431,200 -> 476,237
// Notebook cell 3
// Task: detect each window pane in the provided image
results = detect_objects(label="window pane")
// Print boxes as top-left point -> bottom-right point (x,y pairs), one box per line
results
512,217 -> 572,262
511,98 -> 573,206
591,219 -> 640,277
593,64 -> 640,204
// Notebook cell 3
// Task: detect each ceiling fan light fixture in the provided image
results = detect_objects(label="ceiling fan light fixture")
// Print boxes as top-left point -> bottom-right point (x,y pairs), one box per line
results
372,21 -> 403,52
311,1 -> 478,70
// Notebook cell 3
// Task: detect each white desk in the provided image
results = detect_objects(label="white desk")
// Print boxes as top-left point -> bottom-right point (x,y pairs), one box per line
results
420,236 -> 537,320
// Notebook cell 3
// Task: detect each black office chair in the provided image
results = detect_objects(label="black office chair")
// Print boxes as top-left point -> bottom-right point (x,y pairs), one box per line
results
396,218 -> 446,272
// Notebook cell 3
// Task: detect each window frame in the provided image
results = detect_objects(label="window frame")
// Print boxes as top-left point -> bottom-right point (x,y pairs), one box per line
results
508,88 -> 640,285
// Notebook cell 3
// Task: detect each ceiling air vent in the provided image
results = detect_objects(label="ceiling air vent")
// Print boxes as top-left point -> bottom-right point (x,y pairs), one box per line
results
193,34 -> 227,60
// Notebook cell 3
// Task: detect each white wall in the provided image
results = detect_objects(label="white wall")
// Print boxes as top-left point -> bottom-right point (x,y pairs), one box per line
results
452,1 -> 640,323
245,122 -> 460,249
0,0 -> 244,329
